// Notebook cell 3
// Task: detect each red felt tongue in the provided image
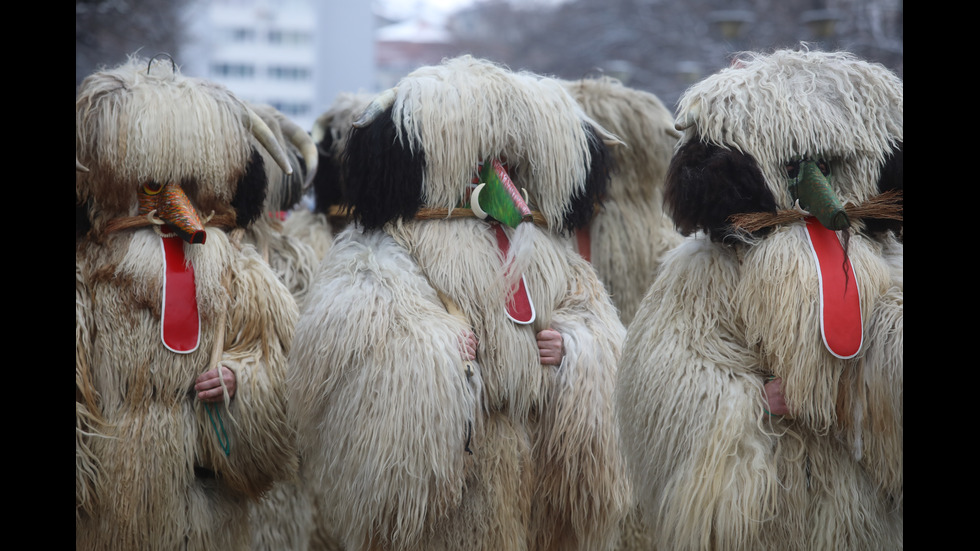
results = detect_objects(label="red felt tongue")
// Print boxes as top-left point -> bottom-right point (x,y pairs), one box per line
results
804,218 -> 862,359
161,234 -> 201,353
493,224 -> 535,324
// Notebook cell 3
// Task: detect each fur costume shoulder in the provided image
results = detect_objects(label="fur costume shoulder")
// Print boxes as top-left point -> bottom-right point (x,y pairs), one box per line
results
561,76 -> 684,324
290,224 -> 483,549
290,219 -> 630,551
76,229 -> 299,550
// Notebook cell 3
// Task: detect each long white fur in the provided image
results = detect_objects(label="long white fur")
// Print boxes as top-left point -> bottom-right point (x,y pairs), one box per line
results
618,48 -> 902,550
289,57 -> 630,551
241,102 -> 321,551
76,57 -> 300,551
675,48 -> 903,210
76,59 -> 255,225
311,91 -> 374,155
560,78 -> 684,550
562,77 -> 683,324
291,220 -> 630,550
281,207 -> 335,261
388,56 -> 614,229
77,229 -> 300,550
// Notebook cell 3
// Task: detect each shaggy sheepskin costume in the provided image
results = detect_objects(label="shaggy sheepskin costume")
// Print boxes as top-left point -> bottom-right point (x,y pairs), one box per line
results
285,91 -> 375,252
238,103 -> 321,551
289,56 -> 631,551
237,102 -> 321,309
561,77 -> 683,551
76,57 -> 300,551
616,48 -> 903,550
285,92 -> 383,551
561,78 -> 683,329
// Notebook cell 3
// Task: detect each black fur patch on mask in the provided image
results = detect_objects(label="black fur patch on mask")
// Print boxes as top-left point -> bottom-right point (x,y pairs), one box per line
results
561,123 -> 613,235
342,107 -> 425,230
665,139 -> 777,242
231,147 -> 269,228
275,150 -> 305,212
865,140 -> 903,237
312,127 -> 346,215
76,199 -> 92,239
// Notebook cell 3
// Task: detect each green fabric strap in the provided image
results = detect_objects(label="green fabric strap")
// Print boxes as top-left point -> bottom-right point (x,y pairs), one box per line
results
205,403 -> 231,456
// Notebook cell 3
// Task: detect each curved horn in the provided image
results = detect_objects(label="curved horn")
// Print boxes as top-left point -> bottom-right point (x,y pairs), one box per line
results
603,135 -> 625,147
279,116 -> 319,190
586,118 -> 624,147
245,105 -> 293,175
76,158 -> 90,173
352,87 -> 398,129
674,99 -> 701,132
470,184 -> 488,220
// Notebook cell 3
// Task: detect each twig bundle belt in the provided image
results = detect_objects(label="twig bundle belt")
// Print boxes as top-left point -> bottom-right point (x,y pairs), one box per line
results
327,204 -> 551,228
727,190 -> 903,233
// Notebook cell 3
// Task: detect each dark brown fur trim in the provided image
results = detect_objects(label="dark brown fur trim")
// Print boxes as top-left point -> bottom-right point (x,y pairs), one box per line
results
231,148 -> 269,228
562,123 -> 613,235
342,107 -> 425,229
665,140 -> 777,242
865,141 -> 903,236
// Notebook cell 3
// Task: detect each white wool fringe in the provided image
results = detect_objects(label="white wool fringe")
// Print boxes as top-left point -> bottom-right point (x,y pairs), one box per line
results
389,56 -> 610,230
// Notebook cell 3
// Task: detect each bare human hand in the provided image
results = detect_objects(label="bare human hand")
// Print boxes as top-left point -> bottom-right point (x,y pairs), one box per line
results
537,328 -> 564,366
195,365 -> 237,402
459,330 -> 478,361
763,377 -> 789,416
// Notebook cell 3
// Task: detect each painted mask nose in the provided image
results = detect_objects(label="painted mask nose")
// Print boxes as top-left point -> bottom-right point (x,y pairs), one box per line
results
791,160 -> 849,231
469,159 -> 533,228
138,181 -> 208,244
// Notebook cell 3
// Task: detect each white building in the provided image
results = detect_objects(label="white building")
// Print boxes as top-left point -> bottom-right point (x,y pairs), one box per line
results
181,0 -> 375,131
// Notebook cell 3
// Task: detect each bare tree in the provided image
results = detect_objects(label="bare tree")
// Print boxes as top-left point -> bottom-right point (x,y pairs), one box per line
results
449,0 -> 902,109
76,0 -> 195,87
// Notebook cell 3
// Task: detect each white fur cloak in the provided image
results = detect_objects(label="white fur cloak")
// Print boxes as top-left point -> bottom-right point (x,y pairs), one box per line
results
76,228 -> 299,551
618,228 -> 902,551
616,48 -> 902,551
561,77 -> 683,325
289,217 -> 631,551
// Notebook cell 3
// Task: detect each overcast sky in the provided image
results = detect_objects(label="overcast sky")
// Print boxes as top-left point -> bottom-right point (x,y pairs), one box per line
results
378,0 -> 476,18
378,0 -> 565,18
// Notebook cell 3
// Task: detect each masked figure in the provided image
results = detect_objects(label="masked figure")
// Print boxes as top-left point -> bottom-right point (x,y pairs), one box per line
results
617,48 -> 902,550
76,56 -> 299,551
289,56 -> 631,551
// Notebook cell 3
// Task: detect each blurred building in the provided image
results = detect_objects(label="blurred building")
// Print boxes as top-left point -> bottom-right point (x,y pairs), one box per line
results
178,0 -> 463,129
181,0 -> 376,130
375,14 -> 455,90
